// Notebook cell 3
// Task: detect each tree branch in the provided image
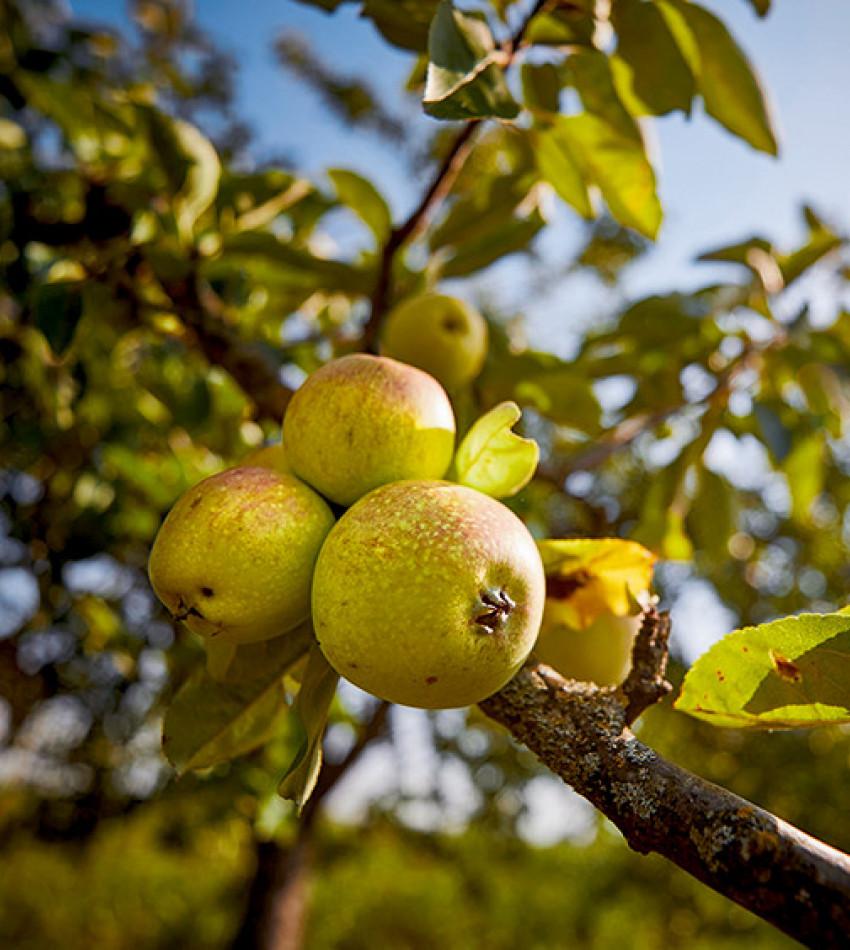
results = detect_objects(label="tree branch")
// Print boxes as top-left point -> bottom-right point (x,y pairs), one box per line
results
363,0 -> 551,351
480,654 -> 850,946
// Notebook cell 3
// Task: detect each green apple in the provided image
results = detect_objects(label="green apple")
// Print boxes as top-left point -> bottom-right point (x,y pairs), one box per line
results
380,294 -> 488,391
534,602 -> 642,686
282,354 -> 456,507
311,480 -> 545,709
148,466 -> 334,644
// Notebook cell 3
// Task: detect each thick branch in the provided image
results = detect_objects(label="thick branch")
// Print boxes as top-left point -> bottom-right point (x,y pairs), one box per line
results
480,665 -> 850,946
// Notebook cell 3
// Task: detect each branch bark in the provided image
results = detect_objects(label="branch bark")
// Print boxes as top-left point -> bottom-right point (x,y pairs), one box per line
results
479,616 -> 850,947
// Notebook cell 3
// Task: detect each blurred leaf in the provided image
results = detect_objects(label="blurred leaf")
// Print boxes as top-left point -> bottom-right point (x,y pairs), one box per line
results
753,402 -> 792,463
424,2 -> 519,120
453,402 -> 539,499
779,231 -> 843,286
171,118 -> 221,237
162,623 -> 314,774
611,0 -> 695,116
525,7 -> 596,48
521,62 -> 561,114
363,0 -> 440,52
782,431 -> 825,525
697,235 -> 773,267
676,613 -> 850,729
32,280 -> 84,355
672,2 -> 778,155
558,51 -> 662,237
438,205 -> 545,278
278,644 -> 339,809
479,345 -> 602,433
327,168 -> 393,245
0,117 -> 27,149
532,122 -> 593,220
686,468 -> 735,564
744,0 -> 771,17
538,538 -> 657,628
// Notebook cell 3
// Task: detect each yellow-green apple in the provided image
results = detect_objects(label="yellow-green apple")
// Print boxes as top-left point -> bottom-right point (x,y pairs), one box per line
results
311,480 -> 545,708
282,354 -> 456,506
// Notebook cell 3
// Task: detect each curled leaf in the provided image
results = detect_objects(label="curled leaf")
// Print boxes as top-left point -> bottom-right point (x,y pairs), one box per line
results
537,538 -> 657,628
453,401 -> 539,498
163,622 -> 314,775
278,644 -> 339,809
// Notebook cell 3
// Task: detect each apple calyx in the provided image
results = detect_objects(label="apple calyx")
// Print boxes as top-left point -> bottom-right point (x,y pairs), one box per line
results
474,588 -> 516,634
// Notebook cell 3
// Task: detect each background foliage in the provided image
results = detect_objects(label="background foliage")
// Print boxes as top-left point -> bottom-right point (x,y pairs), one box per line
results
1,0 -> 848,945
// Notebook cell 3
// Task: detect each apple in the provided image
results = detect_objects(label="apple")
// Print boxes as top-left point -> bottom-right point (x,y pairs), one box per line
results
311,480 -> 545,709
380,293 -> 488,390
282,354 -> 456,507
534,602 -> 642,686
241,442 -> 291,475
148,465 -> 334,644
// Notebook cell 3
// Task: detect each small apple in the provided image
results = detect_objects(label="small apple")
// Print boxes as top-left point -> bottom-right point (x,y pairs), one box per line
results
311,480 -> 545,709
148,466 -> 334,644
282,354 -> 456,507
241,442 -> 291,475
380,294 -> 488,391
534,603 -> 642,686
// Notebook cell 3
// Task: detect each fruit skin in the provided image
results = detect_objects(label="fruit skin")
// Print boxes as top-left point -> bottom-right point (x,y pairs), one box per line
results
312,480 -> 545,709
148,466 -> 335,644
534,602 -> 641,686
380,294 -> 488,390
282,354 -> 456,507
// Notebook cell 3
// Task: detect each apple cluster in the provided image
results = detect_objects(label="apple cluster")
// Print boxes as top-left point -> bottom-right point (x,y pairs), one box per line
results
148,351 -> 546,709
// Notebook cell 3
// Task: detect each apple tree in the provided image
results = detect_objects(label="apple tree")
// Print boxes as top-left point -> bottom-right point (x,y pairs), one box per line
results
1,0 -> 849,946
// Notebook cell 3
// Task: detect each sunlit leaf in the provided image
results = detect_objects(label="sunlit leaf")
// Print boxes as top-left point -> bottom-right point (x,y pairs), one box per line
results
327,168 -> 393,245
611,0 -> 695,117
162,623 -> 314,775
532,123 -> 593,220
537,538 -> 657,628
424,1 -> 519,120
670,2 -> 778,155
453,402 -> 539,498
676,613 -> 850,729
782,431 -> 825,525
278,644 -> 339,809
171,118 -> 221,238
524,7 -> 596,48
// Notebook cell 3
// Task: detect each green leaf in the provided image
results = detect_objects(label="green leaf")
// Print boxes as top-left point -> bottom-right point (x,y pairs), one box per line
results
555,52 -> 662,237
453,402 -> 539,498
162,623 -> 314,775
675,613 -> 850,729
524,8 -> 596,48
744,0 -> 771,17
438,205 -> 545,278
33,281 -> 85,355
521,62 -> 561,115
611,0 -> 695,117
327,168 -> 393,245
362,0 -> 440,52
782,431 -> 825,525
423,1 -> 519,120
532,123 -> 593,220
278,644 -> 340,809
0,118 -> 27,149
673,2 -> 778,155
686,468 -> 735,564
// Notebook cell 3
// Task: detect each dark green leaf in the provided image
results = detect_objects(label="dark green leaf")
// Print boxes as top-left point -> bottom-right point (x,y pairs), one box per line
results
278,644 -> 340,809
423,2 -> 519,120
611,0 -> 695,116
438,205 -> 545,278
673,2 -> 778,155
676,613 -> 850,729
753,402 -> 792,463
163,623 -> 315,775
521,62 -> 561,115
33,281 -> 84,355
363,0 -> 440,52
